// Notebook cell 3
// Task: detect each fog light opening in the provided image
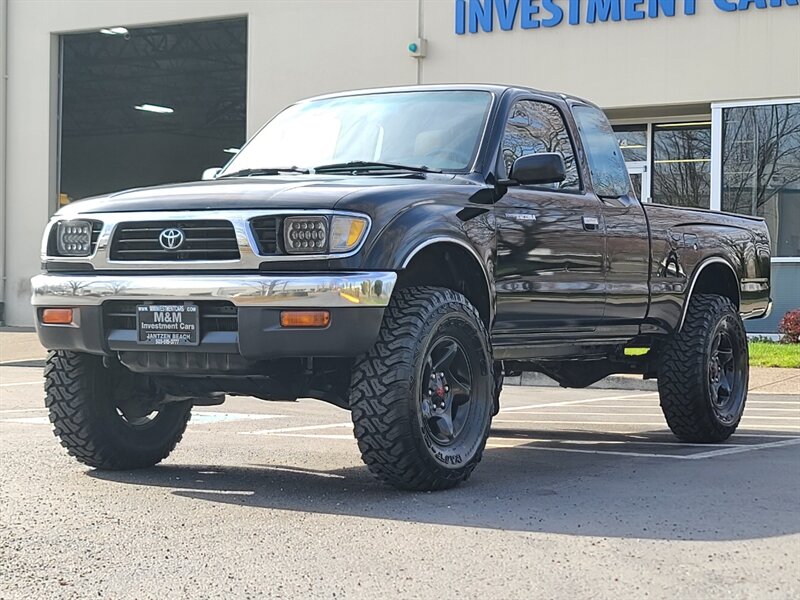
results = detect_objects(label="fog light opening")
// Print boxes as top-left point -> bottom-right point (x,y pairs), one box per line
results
41,308 -> 75,325
280,310 -> 330,328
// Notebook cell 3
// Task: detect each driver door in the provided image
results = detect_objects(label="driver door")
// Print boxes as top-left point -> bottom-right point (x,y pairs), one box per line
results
493,99 -> 607,345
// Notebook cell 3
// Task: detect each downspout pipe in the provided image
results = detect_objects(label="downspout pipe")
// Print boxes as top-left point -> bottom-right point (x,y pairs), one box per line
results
0,0 -> 8,324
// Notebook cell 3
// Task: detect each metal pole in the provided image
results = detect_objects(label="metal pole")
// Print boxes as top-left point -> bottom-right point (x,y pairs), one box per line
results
0,0 -> 9,324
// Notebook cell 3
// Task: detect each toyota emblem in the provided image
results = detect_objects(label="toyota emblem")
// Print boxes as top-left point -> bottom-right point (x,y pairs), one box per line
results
158,228 -> 185,250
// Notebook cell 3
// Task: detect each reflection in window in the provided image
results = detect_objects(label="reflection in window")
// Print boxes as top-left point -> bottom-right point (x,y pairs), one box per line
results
501,101 -> 580,190
613,125 -> 648,162
721,103 -> 800,258
652,122 -> 711,208
573,105 -> 631,198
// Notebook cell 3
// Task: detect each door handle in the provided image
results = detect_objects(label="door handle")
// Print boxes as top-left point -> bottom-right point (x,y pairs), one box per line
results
582,216 -> 600,231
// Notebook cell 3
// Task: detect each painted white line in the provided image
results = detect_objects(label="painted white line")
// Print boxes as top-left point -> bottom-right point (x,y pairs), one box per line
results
486,442 -> 681,459
495,419 -> 668,426
0,381 -> 41,388
242,422 -> 352,436
530,405 -> 799,412
258,433 -> 355,440
487,437 -> 800,460
1,411 -> 286,426
489,436 -> 740,448
500,392 -> 658,412
747,400 -> 800,405
685,437 -> 800,459
506,412 -> 799,421
493,419 -> 800,429
0,416 -> 49,424
190,412 -> 285,425
0,407 -> 46,414
0,357 -> 45,365
172,488 -> 254,496
258,465 -> 346,479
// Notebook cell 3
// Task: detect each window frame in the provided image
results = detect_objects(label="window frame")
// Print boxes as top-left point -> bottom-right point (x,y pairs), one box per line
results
497,97 -> 584,194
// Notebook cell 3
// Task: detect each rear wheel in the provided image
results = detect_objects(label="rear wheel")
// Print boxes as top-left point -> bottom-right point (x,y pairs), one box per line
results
658,294 -> 748,443
349,287 -> 494,491
45,351 -> 191,469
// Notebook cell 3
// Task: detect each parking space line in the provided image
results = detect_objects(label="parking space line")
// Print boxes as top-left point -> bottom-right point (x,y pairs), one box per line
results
487,437 -> 800,460
259,433 -> 355,440
685,437 -> 800,459
488,436 -> 741,448
0,381 -> 42,388
499,392 -> 658,412
242,422 -> 352,436
0,407 -> 47,413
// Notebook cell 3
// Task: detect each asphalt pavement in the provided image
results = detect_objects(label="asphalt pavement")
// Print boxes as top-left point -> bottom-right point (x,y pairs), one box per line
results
1,355 -> 799,599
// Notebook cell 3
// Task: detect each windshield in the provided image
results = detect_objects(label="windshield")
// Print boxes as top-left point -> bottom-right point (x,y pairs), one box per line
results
219,90 -> 493,175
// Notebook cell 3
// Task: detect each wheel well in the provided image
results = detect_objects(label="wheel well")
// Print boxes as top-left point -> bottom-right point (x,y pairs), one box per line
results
691,262 -> 740,309
396,243 -> 491,326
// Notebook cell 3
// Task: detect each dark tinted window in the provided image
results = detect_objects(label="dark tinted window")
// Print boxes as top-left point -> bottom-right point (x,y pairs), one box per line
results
573,105 -> 632,198
501,101 -> 580,190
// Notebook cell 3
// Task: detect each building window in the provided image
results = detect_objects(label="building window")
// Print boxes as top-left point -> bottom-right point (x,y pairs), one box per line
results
652,122 -> 712,208
720,103 -> 800,258
613,125 -> 647,162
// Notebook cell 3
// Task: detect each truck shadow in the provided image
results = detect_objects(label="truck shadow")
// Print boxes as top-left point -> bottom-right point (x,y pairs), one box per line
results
87,426 -> 800,542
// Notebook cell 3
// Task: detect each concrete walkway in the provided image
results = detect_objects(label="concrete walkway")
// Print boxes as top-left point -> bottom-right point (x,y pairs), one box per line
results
2,328 -> 798,394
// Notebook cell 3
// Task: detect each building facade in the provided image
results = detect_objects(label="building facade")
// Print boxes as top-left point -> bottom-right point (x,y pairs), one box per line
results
0,0 -> 798,328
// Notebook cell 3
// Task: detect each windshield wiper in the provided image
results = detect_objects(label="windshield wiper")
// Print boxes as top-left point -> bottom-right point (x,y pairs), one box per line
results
313,161 -> 441,174
218,166 -> 309,178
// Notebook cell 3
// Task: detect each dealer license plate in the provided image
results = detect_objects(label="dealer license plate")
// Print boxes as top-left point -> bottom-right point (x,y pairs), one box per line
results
136,304 -> 199,346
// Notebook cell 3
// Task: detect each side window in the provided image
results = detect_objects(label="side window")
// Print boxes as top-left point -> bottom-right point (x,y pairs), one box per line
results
572,105 -> 632,198
501,101 -> 580,190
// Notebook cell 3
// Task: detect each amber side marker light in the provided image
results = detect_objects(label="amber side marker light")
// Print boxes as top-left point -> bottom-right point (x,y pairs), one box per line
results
41,308 -> 74,325
280,310 -> 330,328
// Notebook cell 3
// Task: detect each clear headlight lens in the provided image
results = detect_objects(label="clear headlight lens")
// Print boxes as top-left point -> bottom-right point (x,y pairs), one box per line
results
283,216 -> 329,254
56,220 -> 93,256
329,216 -> 368,253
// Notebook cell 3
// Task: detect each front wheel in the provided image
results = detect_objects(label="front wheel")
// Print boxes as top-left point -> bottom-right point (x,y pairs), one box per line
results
349,287 -> 494,491
657,294 -> 749,443
45,351 -> 191,469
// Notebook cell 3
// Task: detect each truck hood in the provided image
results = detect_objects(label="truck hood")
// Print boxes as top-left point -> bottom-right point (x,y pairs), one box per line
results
56,174 -> 469,215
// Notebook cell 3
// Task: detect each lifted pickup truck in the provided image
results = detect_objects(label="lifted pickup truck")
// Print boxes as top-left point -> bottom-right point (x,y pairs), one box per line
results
32,85 -> 772,491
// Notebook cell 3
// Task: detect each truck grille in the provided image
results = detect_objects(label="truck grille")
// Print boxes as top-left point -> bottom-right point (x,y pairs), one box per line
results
250,216 -> 280,255
109,220 -> 239,261
103,301 -> 238,333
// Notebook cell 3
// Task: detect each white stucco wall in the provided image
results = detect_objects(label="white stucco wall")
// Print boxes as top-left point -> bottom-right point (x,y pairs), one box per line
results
2,0 -> 799,325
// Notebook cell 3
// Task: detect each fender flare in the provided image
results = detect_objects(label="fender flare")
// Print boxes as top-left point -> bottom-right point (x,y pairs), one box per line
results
677,257 -> 740,332
400,235 -> 494,318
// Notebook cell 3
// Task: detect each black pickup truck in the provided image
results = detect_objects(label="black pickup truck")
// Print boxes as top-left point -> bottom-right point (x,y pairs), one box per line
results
32,85 -> 772,491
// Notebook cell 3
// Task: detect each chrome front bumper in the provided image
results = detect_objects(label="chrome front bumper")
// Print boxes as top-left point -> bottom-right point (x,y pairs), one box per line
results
31,272 -> 397,308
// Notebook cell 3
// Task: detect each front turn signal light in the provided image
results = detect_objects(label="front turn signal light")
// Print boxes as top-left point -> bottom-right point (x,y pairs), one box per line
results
280,310 -> 330,328
329,216 -> 368,253
41,308 -> 74,325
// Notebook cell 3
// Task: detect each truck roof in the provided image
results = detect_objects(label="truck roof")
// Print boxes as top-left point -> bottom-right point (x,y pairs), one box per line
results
300,84 -> 589,106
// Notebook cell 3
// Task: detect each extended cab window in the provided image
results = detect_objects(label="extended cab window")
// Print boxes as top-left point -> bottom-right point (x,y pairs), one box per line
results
572,105 -> 632,198
501,100 -> 580,190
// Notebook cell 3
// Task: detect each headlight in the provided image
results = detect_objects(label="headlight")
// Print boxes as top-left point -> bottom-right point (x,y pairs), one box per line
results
283,216 -> 329,254
282,215 -> 369,255
329,216 -> 368,253
56,220 -> 93,256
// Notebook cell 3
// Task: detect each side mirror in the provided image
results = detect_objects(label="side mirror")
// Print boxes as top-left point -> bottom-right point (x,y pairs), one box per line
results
202,167 -> 222,181
507,153 -> 566,186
